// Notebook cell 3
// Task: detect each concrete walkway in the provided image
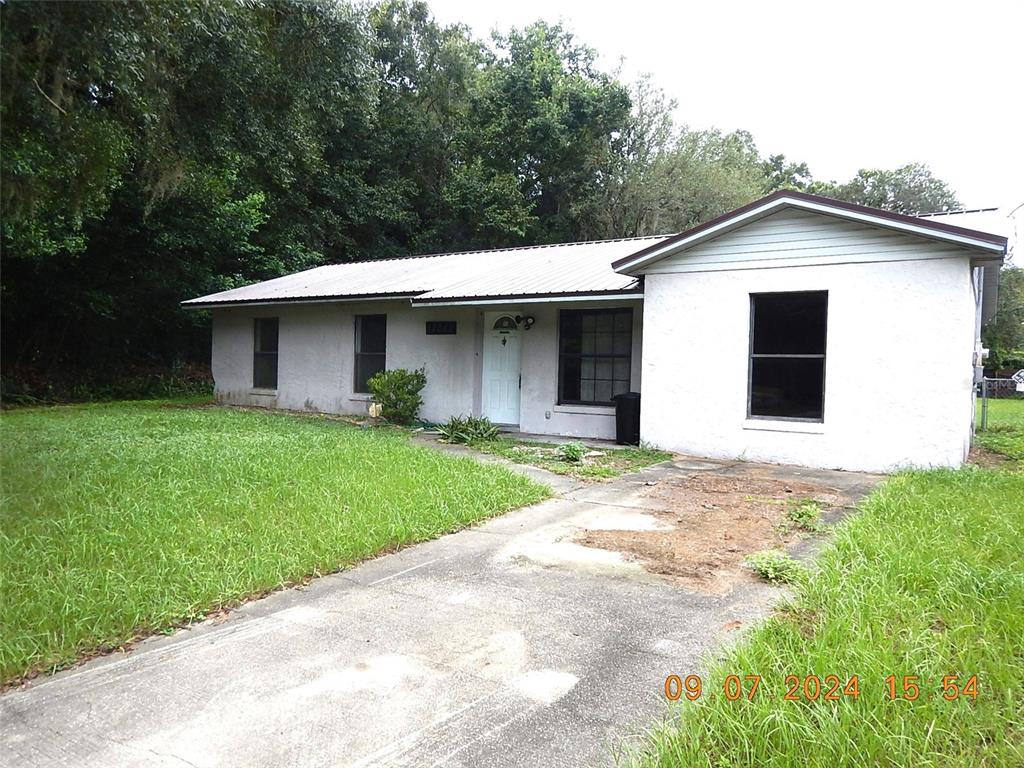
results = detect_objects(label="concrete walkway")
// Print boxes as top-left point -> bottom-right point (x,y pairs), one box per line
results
0,455 -> 879,768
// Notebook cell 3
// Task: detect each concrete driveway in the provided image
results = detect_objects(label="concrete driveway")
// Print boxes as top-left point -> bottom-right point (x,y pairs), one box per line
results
0,456 -> 878,768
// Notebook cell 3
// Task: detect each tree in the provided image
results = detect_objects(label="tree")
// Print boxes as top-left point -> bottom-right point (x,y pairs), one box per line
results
587,76 -> 677,238
2,1 -> 172,261
465,22 -> 632,244
811,163 -> 960,214
761,154 -> 812,193
1,0 -> 378,375
983,267 -> 1024,369
365,1 -> 531,253
588,79 -> 769,239
650,127 -> 766,232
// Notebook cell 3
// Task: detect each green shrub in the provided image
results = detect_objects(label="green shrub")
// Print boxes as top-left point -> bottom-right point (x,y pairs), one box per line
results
786,500 -> 824,532
557,442 -> 587,463
437,415 -> 500,443
366,367 -> 427,425
745,550 -> 808,584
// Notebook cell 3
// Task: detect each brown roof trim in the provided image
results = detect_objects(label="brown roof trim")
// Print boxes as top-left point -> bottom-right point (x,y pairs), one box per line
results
777,191 -> 1009,243
181,291 -> 422,309
611,190 -> 1008,271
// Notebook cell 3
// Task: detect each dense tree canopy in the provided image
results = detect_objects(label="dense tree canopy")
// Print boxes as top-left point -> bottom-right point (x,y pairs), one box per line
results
810,163 -> 960,215
983,267 -> 1024,369
0,0 -> 966,398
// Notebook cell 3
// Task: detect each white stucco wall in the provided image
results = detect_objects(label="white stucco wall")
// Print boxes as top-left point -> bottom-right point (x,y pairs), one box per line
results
209,298 -> 643,439
211,301 -> 479,421
640,256 -> 977,472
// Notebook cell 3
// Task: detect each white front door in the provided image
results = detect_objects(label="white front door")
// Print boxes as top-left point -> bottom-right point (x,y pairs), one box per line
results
482,312 -> 521,425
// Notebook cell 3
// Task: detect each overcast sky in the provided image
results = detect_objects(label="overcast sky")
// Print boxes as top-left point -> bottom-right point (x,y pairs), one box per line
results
428,0 -> 1024,213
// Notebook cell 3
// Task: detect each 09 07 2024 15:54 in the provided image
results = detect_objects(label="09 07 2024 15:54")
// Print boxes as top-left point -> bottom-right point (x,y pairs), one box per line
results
663,673 -> 979,702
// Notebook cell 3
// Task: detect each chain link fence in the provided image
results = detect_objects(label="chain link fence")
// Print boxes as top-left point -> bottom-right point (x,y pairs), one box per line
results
978,377 -> 1024,430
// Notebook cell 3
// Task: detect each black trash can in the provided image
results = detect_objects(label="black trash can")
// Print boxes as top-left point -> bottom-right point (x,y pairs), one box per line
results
612,392 -> 641,445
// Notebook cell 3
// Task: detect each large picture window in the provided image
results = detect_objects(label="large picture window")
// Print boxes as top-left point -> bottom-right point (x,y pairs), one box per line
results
253,317 -> 279,389
558,308 -> 632,405
354,314 -> 387,393
748,291 -> 827,421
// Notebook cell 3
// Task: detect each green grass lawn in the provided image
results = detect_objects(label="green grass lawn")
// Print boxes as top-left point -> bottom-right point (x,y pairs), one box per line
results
624,400 -> 1024,768
0,400 -> 549,684
975,396 -> 1024,461
471,438 -> 672,480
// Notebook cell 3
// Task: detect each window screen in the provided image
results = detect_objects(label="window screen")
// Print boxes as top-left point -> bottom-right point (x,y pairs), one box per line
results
558,308 -> 632,405
354,314 -> 387,393
749,291 -> 827,420
253,317 -> 279,389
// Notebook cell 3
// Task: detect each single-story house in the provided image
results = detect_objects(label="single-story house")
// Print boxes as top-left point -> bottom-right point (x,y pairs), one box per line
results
184,191 -> 1007,473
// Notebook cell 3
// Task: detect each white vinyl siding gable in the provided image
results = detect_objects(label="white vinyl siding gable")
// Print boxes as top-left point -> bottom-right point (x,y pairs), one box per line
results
642,209 -> 982,274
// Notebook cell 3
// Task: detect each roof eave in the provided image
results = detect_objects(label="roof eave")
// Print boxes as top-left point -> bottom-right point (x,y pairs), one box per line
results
408,289 -> 644,307
180,291 -> 423,310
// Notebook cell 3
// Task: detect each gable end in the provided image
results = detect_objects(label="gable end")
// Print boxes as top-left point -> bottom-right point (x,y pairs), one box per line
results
639,208 -> 993,275
613,191 -> 1007,274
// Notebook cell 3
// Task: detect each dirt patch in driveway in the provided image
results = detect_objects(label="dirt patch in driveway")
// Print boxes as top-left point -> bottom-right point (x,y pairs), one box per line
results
577,469 -> 852,594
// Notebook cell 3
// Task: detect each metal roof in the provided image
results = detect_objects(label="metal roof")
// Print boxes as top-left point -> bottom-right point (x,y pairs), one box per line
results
185,193 -> 1011,310
182,235 -> 671,308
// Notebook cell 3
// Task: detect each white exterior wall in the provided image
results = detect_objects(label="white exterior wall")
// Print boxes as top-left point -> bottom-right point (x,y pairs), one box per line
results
212,301 -> 478,421
639,214 -> 979,472
210,298 -> 643,439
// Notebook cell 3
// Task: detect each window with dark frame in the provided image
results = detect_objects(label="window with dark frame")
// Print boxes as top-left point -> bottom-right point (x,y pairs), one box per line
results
253,317 -> 279,389
748,291 -> 827,421
354,314 -> 387,393
558,308 -> 632,405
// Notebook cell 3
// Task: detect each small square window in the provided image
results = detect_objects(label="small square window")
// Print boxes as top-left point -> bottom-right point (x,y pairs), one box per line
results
425,321 -> 457,335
